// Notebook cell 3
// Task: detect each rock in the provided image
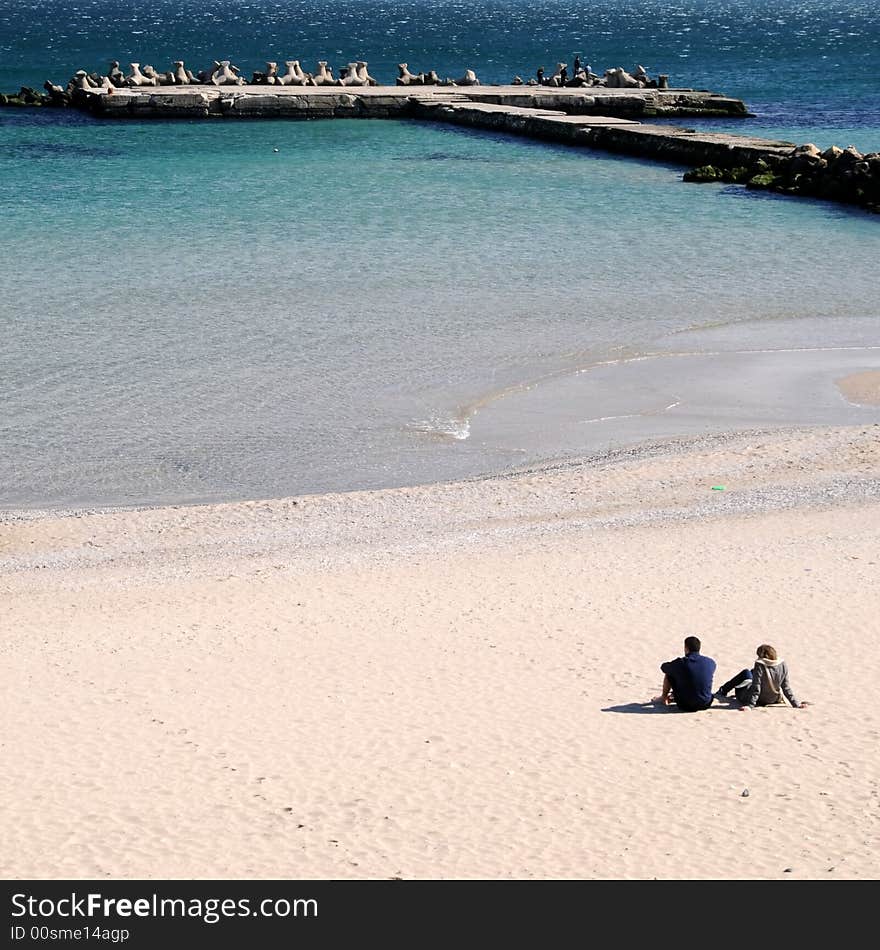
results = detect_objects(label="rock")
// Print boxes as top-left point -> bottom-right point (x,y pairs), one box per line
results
356,63 -> 378,86
125,63 -> 155,87
683,165 -> 721,182
451,68 -> 480,86
396,63 -> 423,86
682,164 -> 750,185
210,61 -> 245,86
747,172 -> 778,189
312,61 -> 337,86
604,66 -> 641,88
279,61 -> 309,86
721,166 -> 750,183
339,62 -> 366,86
173,61 -> 193,85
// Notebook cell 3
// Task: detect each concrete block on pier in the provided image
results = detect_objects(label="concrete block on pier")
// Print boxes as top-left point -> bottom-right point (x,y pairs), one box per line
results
148,92 -> 210,115
360,95 -> 413,114
95,92 -> 137,112
230,94 -> 297,114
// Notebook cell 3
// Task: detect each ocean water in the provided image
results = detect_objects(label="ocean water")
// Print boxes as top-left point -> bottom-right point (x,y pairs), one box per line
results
1,1 -> 879,508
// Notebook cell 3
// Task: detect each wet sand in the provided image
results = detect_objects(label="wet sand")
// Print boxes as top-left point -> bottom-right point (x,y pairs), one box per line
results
836,369 -> 880,406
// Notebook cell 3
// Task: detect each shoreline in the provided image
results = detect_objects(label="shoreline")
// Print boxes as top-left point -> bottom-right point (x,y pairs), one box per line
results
3,422 -> 879,583
1,419 -> 877,525
3,335 -> 878,516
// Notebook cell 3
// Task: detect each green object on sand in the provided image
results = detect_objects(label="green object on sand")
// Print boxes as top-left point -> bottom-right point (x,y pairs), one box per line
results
711,485 -> 726,491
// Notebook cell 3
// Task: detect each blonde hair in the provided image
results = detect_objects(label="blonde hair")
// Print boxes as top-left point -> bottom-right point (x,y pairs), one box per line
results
756,644 -> 777,661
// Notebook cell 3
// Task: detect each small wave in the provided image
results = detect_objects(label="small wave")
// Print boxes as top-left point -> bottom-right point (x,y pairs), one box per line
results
581,399 -> 681,424
408,416 -> 470,441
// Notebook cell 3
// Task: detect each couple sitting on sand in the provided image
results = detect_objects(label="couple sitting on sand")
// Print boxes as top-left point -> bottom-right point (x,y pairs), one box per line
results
653,636 -> 809,712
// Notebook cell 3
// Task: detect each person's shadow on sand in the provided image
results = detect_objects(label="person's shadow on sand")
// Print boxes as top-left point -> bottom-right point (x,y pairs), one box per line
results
602,701 -> 675,714
603,699 -> 735,713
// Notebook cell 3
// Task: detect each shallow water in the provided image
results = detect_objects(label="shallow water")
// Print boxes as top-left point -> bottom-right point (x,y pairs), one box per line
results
1,1 -> 879,508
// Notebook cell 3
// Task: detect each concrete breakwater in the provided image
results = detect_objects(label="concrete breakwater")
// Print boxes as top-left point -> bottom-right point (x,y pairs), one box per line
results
5,82 -> 751,120
408,95 -> 880,214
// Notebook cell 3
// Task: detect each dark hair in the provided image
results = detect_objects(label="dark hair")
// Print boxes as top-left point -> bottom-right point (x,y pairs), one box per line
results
684,635 -> 701,653
756,644 -> 777,661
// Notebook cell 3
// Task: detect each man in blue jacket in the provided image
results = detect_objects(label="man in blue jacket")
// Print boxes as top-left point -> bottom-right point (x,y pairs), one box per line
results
655,636 -> 716,711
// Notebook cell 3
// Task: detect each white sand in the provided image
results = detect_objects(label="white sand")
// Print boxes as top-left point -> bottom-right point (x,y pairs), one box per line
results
2,423 -> 879,880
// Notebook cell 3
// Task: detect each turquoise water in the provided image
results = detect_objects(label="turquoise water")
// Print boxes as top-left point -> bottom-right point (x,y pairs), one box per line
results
1,1 -> 879,507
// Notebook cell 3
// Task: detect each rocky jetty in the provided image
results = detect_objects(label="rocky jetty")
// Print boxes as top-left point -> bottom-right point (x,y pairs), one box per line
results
0,84 -> 71,107
683,143 -> 880,214
1,57 -> 735,115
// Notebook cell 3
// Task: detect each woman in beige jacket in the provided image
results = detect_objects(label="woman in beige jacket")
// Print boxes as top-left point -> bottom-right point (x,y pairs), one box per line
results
715,644 -> 809,709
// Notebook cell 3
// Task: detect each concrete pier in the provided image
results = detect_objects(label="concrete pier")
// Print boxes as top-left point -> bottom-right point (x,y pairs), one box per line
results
76,83 -> 794,171
408,97 -> 797,169
74,83 -> 752,121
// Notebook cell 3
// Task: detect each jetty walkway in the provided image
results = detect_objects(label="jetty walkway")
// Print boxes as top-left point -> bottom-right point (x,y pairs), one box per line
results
81,83 -> 751,121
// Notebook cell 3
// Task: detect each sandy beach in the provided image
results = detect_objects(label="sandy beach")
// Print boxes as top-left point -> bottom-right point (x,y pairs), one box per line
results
2,421 -> 879,881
